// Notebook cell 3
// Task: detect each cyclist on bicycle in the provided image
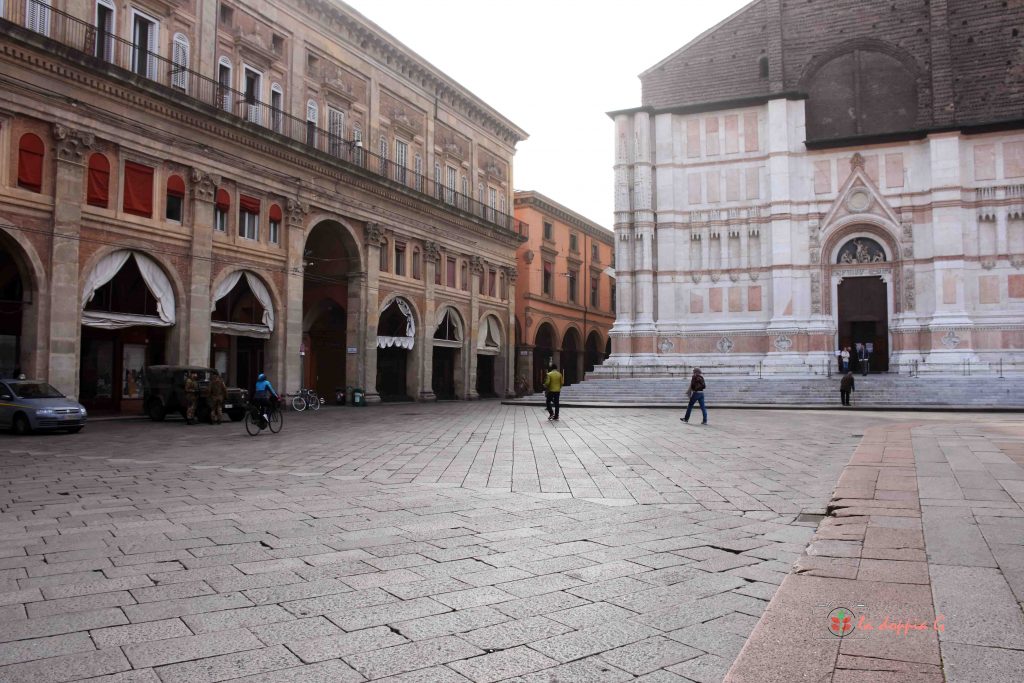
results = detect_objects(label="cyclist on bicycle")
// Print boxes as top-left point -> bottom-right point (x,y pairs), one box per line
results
253,373 -> 279,417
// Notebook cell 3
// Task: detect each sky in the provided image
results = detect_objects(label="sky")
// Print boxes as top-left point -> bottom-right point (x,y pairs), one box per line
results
344,0 -> 753,230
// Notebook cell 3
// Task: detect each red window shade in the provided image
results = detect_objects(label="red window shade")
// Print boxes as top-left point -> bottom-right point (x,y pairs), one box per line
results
17,133 -> 45,193
86,153 -> 110,207
215,188 -> 230,211
239,195 -> 261,214
269,204 -> 283,222
122,161 -> 155,217
166,174 -> 185,198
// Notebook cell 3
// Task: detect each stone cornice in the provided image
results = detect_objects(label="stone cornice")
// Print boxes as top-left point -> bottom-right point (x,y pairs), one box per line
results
297,0 -> 528,146
514,191 -> 613,244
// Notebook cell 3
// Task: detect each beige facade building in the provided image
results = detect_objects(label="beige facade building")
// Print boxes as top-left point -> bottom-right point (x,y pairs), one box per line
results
512,191 -> 614,392
0,0 -> 527,412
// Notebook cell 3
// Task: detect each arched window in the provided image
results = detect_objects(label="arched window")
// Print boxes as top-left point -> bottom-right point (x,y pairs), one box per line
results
805,47 -> 917,141
214,188 -> 230,232
87,153 -> 111,207
171,33 -> 190,91
17,133 -> 45,193
165,174 -> 185,222
268,203 -> 282,244
305,99 -> 318,147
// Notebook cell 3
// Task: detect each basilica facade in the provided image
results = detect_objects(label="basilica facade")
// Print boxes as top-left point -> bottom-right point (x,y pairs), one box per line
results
608,0 -> 1024,375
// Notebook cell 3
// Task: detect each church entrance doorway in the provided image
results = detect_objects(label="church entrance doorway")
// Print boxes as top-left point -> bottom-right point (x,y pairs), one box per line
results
837,276 -> 888,372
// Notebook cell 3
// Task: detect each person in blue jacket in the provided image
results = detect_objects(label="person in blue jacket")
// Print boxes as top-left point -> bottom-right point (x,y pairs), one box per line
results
253,373 -> 279,416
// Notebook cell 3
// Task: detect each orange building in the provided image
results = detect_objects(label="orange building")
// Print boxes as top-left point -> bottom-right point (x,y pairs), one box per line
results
513,191 -> 615,392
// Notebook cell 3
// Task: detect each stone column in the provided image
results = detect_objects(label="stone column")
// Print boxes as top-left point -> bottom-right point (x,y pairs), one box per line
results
420,240 -> 441,400
632,113 -> 656,333
503,266 -> 517,397
345,272 -> 363,398
363,223 -> 383,402
283,199 -> 309,393
186,168 -> 220,368
467,255 -> 484,399
49,125 -> 94,396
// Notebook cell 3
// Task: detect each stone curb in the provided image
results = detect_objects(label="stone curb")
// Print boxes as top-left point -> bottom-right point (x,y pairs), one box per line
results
724,423 -> 946,683
501,400 -> 1024,412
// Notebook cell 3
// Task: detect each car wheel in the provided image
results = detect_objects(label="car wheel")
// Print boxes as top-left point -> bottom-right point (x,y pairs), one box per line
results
148,401 -> 166,422
65,427 -> 83,434
12,414 -> 31,436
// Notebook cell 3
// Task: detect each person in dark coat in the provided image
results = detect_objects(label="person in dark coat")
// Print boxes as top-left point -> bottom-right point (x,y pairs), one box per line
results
840,372 -> 855,406
681,368 -> 708,425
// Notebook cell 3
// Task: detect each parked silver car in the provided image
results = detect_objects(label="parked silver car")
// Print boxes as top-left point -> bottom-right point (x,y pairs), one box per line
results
0,380 -> 87,435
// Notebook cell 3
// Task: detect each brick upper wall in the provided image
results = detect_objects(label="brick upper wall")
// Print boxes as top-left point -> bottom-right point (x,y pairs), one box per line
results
641,0 -> 1024,131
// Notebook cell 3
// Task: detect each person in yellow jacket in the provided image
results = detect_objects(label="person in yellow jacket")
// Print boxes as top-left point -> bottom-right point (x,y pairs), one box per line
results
543,363 -> 563,421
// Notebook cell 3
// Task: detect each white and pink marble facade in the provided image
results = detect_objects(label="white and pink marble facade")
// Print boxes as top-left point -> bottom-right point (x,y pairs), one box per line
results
608,98 -> 1024,375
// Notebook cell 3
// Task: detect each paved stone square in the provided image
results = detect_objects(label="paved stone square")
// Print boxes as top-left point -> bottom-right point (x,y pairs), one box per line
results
0,403 -> 1019,682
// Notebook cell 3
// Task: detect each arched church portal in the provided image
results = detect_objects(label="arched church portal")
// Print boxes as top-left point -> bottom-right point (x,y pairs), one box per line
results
834,236 -> 890,372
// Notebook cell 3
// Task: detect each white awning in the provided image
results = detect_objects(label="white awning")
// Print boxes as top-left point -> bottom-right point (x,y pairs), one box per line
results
477,316 -> 502,354
377,297 -> 415,350
210,321 -> 272,339
81,250 -> 176,328
212,271 -> 275,333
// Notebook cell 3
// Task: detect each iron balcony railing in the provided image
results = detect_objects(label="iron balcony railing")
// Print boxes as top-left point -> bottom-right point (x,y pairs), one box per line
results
2,0 -> 529,238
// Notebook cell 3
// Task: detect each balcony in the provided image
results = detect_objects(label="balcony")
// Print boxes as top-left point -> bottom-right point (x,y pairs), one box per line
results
0,0 -> 524,238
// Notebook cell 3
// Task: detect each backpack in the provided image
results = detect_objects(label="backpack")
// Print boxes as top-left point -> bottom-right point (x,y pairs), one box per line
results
693,375 -> 706,392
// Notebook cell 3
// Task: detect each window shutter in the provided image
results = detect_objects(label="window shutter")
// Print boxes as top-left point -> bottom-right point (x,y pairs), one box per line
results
239,195 -> 261,214
123,161 -> 155,217
166,174 -> 185,198
146,19 -> 158,79
87,154 -> 111,207
306,100 -> 318,124
215,188 -> 230,211
26,0 -> 50,36
17,134 -> 45,193
269,204 -> 283,222
171,34 -> 189,91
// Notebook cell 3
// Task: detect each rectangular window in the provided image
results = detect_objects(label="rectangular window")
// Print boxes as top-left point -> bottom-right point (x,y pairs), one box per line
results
569,233 -> 578,253
379,136 -> 388,177
394,242 -> 406,276
215,207 -> 228,232
218,62 -> 232,112
165,181 -> 184,222
132,11 -> 158,79
412,248 -> 421,280
445,166 -> 457,205
478,267 -> 485,295
543,221 -> 553,241
271,88 -> 283,133
239,195 -> 260,240
394,139 -> 408,184
243,67 -> 262,124
434,255 -> 441,285
95,2 -> 114,62
568,269 -> 578,303
461,261 -> 468,291
123,161 -> 154,217
500,272 -> 508,301
592,243 -> 599,262
379,242 -> 388,272
488,269 -> 496,297
446,257 -> 456,288
591,273 -> 600,307
26,0 -> 51,36
543,261 -> 553,296
328,107 -> 345,156
269,218 -> 280,244
488,187 -> 497,220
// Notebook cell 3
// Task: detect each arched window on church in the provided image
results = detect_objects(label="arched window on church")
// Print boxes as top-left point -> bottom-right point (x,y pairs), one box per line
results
805,48 -> 917,141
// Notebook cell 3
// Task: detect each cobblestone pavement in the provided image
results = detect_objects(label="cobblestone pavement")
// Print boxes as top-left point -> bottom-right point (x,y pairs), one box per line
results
0,403 -> 1006,682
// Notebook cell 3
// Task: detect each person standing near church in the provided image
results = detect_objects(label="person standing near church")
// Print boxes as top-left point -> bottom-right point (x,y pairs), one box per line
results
840,371 -> 855,406
681,368 -> 708,425
543,363 -> 563,421
841,347 -> 851,372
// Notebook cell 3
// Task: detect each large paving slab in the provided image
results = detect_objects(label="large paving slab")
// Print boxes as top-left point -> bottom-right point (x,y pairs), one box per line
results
0,403 -> 1014,681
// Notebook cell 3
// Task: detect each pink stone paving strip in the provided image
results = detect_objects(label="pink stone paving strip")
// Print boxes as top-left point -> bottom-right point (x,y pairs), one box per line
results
725,424 -> 947,683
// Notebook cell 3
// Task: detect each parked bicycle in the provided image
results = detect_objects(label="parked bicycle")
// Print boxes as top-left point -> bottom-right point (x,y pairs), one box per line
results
245,397 -> 283,435
290,388 -> 322,412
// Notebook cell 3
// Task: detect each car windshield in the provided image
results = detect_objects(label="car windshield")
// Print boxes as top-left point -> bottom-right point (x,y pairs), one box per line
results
12,382 -> 65,399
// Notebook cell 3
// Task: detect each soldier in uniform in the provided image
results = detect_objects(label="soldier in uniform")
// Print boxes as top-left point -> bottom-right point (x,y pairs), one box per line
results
184,371 -> 198,425
209,371 -> 226,425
